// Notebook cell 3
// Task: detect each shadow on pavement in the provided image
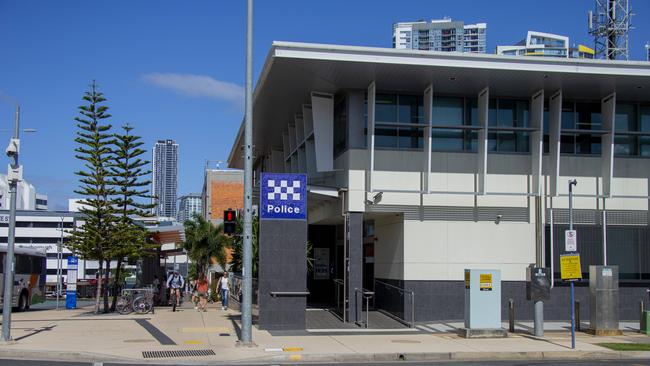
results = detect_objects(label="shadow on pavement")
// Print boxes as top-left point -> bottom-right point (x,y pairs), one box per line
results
14,324 -> 56,341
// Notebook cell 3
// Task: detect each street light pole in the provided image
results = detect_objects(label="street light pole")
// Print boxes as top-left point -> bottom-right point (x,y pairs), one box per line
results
56,217 -> 64,310
1,105 -> 21,342
241,0 -> 254,345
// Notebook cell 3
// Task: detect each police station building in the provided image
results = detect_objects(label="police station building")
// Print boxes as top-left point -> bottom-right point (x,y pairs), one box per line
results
228,42 -> 650,326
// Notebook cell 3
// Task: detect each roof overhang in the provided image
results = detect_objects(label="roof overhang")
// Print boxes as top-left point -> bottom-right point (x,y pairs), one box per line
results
228,41 -> 650,168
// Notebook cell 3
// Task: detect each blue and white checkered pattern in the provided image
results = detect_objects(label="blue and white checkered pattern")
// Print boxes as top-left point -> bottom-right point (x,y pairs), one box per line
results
267,179 -> 301,201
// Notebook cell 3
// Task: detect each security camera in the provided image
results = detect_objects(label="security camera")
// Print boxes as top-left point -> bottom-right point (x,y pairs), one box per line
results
5,138 -> 19,157
365,191 -> 384,205
495,214 -> 503,225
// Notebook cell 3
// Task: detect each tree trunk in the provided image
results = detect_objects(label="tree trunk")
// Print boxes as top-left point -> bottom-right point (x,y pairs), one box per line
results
110,258 -> 123,312
94,260 -> 103,315
103,259 -> 111,312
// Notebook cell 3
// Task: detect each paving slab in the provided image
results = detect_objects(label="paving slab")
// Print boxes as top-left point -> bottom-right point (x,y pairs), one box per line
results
2,302 -> 650,364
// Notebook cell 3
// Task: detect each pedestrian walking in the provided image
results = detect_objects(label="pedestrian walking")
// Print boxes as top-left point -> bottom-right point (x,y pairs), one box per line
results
196,274 -> 209,312
220,272 -> 229,310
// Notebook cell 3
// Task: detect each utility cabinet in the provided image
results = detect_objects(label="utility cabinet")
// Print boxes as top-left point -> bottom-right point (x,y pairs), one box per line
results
589,265 -> 621,336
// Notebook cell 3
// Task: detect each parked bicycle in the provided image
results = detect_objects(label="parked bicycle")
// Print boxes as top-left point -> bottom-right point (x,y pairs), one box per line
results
116,288 -> 155,315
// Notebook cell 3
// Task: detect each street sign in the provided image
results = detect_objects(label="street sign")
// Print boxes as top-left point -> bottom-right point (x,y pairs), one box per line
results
565,230 -> 577,252
66,256 -> 78,309
260,173 -> 307,220
560,253 -> 582,281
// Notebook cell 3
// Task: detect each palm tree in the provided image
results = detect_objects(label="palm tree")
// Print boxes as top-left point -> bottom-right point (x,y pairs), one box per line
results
229,215 -> 314,277
182,214 -> 228,275
229,215 -> 259,277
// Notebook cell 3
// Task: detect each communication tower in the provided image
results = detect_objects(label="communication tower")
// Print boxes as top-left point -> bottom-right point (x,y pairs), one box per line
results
588,0 -> 633,60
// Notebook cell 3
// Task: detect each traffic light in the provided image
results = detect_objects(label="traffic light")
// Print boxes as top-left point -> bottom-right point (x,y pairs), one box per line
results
224,209 -> 237,234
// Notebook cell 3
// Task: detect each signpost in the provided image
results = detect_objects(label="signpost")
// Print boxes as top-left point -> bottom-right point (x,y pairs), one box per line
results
66,256 -> 78,309
567,179 -> 578,349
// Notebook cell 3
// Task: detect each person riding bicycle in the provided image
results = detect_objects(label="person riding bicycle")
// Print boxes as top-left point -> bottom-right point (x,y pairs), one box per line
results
166,271 -> 185,308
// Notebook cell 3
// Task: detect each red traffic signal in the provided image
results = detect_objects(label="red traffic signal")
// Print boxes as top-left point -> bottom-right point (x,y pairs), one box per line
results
224,209 -> 237,234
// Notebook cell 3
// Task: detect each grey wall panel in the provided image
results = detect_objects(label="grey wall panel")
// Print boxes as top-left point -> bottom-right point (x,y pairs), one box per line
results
477,87 -> 489,194
530,90 -> 544,196
424,84 -> 433,193
375,279 -> 648,322
602,93 -> 616,198
549,91 -> 562,197
312,92 -> 335,172
346,212 -> 363,322
258,219 -> 308,330
367,82 -> 376,191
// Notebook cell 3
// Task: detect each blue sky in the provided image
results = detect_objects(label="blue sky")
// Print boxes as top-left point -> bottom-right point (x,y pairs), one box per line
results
0,0 -> 649,210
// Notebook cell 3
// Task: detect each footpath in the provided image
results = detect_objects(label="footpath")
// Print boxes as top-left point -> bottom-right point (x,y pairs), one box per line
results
1,302 -> 650,364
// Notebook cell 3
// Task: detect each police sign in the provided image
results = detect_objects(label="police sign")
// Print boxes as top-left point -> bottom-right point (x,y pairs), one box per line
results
260,173 -> 307,220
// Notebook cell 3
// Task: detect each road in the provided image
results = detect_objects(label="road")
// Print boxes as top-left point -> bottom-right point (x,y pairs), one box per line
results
3,360 -> 650,366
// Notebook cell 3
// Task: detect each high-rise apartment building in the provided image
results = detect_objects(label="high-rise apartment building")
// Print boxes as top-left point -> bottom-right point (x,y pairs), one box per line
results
177,193 -> 202,223
393,18 -> 487,53
152,139 -> 179,218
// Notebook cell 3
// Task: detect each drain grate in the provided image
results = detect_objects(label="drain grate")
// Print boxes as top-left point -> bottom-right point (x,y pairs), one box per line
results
142,349 -> 216,359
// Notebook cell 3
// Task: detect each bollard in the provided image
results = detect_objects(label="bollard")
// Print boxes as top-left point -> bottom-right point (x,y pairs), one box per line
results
640,300 -> 645,332
641,300 -> 645,321
575,300 -> 581,332
508,298 -> 515,333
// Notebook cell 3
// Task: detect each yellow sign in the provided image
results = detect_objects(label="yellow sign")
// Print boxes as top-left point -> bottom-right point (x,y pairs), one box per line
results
479,273 -> 492,291
465,270 -> 470,289
560,253 -> 582,281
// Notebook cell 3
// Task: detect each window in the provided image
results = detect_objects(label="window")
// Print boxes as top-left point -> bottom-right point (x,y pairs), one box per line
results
16,254 -> 32,275
575,102 -> 601,155
487,99 -> 530,153
432,97 -> 464,151
368,93 -> 424,150
640,106 -> 650,157
615,103 -> 637,156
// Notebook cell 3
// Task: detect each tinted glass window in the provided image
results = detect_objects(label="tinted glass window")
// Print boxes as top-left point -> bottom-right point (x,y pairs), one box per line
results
16,254 -> 31,274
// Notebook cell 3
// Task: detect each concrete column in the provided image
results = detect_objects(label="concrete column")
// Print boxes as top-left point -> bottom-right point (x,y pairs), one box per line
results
346,212 -> 363,323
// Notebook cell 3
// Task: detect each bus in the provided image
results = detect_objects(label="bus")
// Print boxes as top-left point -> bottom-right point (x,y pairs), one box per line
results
0,244 -> 47,311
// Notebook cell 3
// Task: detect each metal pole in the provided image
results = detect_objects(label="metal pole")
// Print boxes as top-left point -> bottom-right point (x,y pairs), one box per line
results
240,0 -> 254,345
550,208 -> 554,287
57,217 -> 63,310
568,179 -> 577,350
1,105 -> 20,342
534,195 -> 544,337
602,210 -> 607,266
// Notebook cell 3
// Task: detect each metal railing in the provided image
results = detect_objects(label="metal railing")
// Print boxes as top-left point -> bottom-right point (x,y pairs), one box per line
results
334,279 -> 344,317
230,274 -> 259,306
374,279 -> 415,328
355,288 -> 374,328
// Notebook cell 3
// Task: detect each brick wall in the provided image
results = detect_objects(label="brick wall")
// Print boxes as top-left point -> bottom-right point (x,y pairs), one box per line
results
209,181 -> 244,221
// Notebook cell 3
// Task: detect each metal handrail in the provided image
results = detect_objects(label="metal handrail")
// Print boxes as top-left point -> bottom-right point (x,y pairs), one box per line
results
333,279 -> 344,315
269,291 -> 310,297
355,288 -> 374,328
374,279 -> 415,328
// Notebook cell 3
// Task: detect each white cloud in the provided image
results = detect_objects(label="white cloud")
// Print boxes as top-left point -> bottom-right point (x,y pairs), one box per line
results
142,73 -> 244,105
